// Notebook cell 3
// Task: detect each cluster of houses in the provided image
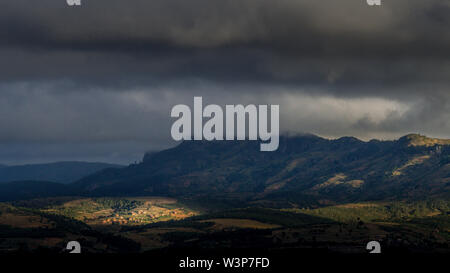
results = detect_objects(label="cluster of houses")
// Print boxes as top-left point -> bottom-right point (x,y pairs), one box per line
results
99,208 -> 194,225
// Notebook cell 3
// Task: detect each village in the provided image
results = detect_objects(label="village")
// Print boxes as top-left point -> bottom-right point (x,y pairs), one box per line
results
100,206 -> 196,226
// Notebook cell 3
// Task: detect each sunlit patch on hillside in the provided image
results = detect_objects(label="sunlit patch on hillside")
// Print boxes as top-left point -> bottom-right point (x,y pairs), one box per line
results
392,155 -> 430,176
312,174 -> 364,190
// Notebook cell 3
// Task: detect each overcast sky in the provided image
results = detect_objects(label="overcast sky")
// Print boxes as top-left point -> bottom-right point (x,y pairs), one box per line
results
1,0 -> 449,165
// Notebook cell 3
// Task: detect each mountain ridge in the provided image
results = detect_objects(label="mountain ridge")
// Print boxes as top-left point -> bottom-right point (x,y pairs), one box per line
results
400,134 -> 450,147
70,134 -> 450,205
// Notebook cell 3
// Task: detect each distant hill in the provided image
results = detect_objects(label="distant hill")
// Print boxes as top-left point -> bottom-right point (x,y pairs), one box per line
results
73,134 -> 450,205
0,180 -> 71,201
0,161 -> 123,184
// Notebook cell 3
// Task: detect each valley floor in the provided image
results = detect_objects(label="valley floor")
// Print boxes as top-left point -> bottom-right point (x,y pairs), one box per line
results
0,196 -> 448,254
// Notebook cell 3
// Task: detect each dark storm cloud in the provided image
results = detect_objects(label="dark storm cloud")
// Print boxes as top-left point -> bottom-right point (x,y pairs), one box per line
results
0,0 -> 449,164
1,0 -> 449,88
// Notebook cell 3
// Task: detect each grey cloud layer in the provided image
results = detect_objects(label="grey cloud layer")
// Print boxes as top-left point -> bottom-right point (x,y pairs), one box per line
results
1,0 -> 449,87
0,0 -> 449,163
